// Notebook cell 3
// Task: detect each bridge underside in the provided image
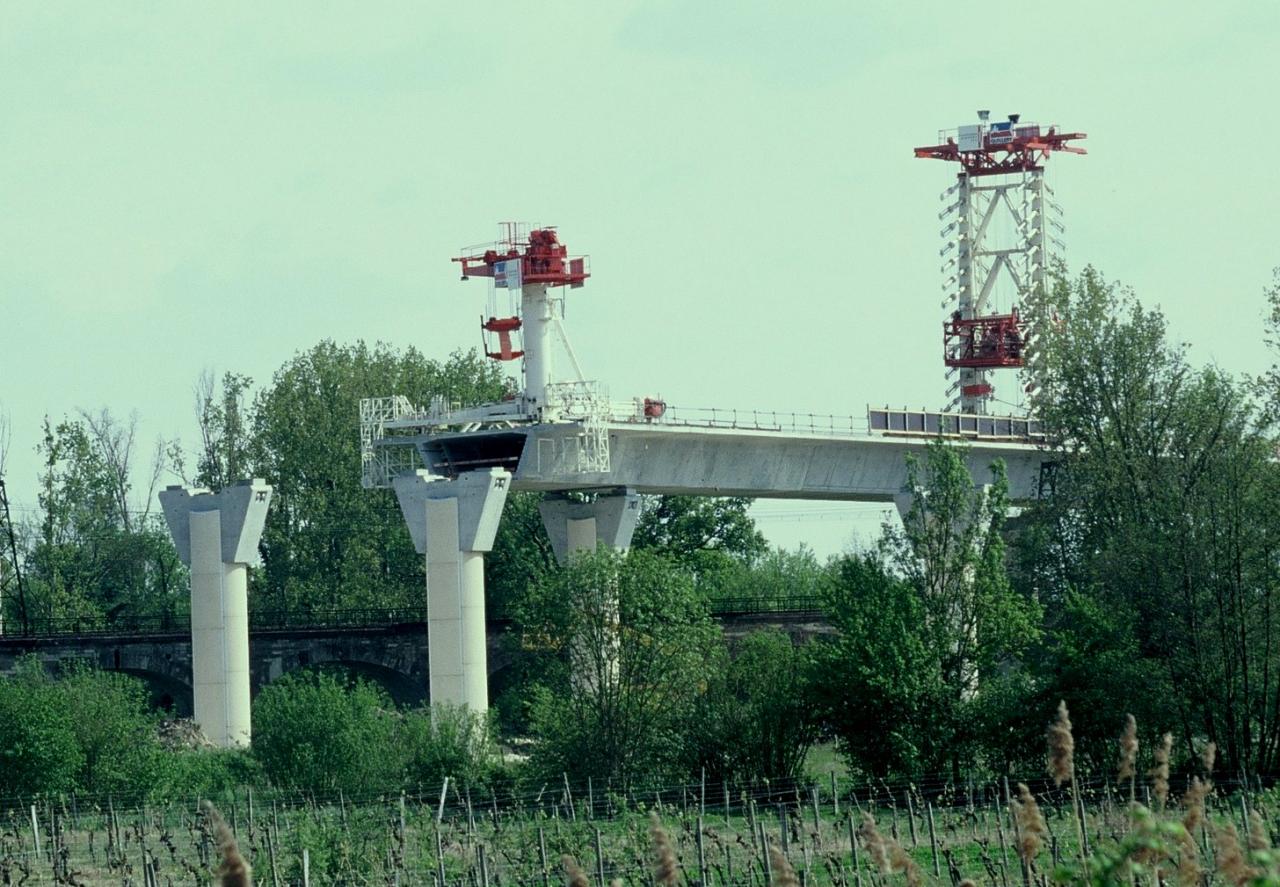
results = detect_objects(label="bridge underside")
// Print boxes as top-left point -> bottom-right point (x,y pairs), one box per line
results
406,424 -> 1048,501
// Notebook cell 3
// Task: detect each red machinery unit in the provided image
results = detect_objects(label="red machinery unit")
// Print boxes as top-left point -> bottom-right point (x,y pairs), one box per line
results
914,123 -> 1085,177
453,226 -> 590,363
482,316 -> 523,361
453,227 -> 589,287
943,310 -> 1026,369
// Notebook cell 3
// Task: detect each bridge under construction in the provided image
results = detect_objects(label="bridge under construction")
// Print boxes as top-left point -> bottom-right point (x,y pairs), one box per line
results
142,112 -> 1085,744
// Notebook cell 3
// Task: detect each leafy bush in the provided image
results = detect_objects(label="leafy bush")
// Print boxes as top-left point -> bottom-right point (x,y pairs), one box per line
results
401,703 -> 499,790
252,670 -> 402,794
148,748 -> 261,803
519,548 -> 719,785
0,660 -> 84,796
0,658 -> 175,797
55,663 -> 161,794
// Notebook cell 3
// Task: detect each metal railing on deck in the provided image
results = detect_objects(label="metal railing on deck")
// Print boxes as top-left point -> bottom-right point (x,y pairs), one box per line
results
610,403 -> 870,437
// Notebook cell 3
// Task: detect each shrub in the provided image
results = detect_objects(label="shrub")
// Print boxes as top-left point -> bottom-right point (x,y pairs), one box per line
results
148,748 -> 262,803
401,703 -> 499,790
691,629 -> 820,781
0,660 -> 84,796
520,548 -> 719,785
54,663 -> 161,794
252,670 -> 402,794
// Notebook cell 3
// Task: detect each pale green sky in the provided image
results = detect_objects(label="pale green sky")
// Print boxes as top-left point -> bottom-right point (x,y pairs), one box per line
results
3,1 -> 1278,554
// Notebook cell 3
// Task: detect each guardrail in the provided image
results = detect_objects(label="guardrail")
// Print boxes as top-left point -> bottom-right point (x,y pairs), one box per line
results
610,404 -> 870,437
710,594 -> 825,616
6,598 -> 830,639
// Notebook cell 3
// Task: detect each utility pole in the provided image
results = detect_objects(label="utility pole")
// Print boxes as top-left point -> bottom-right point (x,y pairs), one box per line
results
0,478 -> 30,635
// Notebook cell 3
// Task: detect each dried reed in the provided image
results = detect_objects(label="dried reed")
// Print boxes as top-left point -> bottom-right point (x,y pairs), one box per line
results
1012,782 -> 1047,866
203,802 -> 252,887
767,845 -> 800,887
650,812 -> 680,887
1213,821 -> 1258,887
1117,714 -> 1138,802
1172,773 -> 1213,887
856,813 -> 920,887
1047,700 -> 1074,787
562,854 -> 591,887
1181,777 -> 1211,835
1046,701 -> 1088,880
1150,732 -> 1172,811
856,814 -> 891,874
1248,809 -> 1271,851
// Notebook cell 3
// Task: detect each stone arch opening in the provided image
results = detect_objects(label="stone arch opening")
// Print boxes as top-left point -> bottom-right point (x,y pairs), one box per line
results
115,668 -> 194,717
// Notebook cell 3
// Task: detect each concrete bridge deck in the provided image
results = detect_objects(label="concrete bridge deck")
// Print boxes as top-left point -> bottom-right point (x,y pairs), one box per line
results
375,405 -> 1051,501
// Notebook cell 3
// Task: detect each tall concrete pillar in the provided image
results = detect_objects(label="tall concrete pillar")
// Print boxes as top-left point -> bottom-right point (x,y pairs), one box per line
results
159,479 -> 272,748
539,490 -> 641,691
392,468 -> 510,712
537,488 -> 641,565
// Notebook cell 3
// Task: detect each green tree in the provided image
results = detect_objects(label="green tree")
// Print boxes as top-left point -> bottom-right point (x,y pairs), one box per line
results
186,370 -> 256,490
0,659 -> 84,796
54,663 -> 161,794
486,491 -> 556,619
518,547 -> 718,785
816,440 -> 1039,778
633,496 -> 767,564
812,552 -> 943,776
26,416 -> 184,627
400,703 -> 500,790
248,342 -> 506,613
1017,265 -> 1280,772
691,629 -> 820,781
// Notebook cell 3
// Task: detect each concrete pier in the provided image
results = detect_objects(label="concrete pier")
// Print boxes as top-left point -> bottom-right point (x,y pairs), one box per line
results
537,488 -> 641,565
392,468 -> 510,712
159,479 -> 272,748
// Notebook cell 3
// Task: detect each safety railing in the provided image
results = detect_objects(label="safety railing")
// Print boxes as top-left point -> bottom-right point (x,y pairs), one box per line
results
709,594 -> 826,617
609,403 -> 870,437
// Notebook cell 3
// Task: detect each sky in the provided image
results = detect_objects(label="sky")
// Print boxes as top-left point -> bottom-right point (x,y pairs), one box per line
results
2,1 -> 1279,557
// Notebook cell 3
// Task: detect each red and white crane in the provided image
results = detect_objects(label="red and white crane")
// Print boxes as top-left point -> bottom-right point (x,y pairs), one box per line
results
453,223 -> 589,420
916,113 -> 1085,414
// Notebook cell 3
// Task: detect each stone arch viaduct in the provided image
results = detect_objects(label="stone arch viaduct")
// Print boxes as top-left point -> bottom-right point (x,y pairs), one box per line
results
0,610 -> 832,717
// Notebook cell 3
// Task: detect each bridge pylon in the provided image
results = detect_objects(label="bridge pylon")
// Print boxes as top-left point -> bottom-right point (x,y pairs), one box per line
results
159,479 -> 272,748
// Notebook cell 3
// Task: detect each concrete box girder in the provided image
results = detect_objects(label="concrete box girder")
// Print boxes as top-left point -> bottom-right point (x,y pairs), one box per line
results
410,425 -> 1046,502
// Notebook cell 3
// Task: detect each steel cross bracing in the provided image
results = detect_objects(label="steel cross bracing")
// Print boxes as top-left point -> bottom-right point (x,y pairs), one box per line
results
939,169 -> 1063,413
